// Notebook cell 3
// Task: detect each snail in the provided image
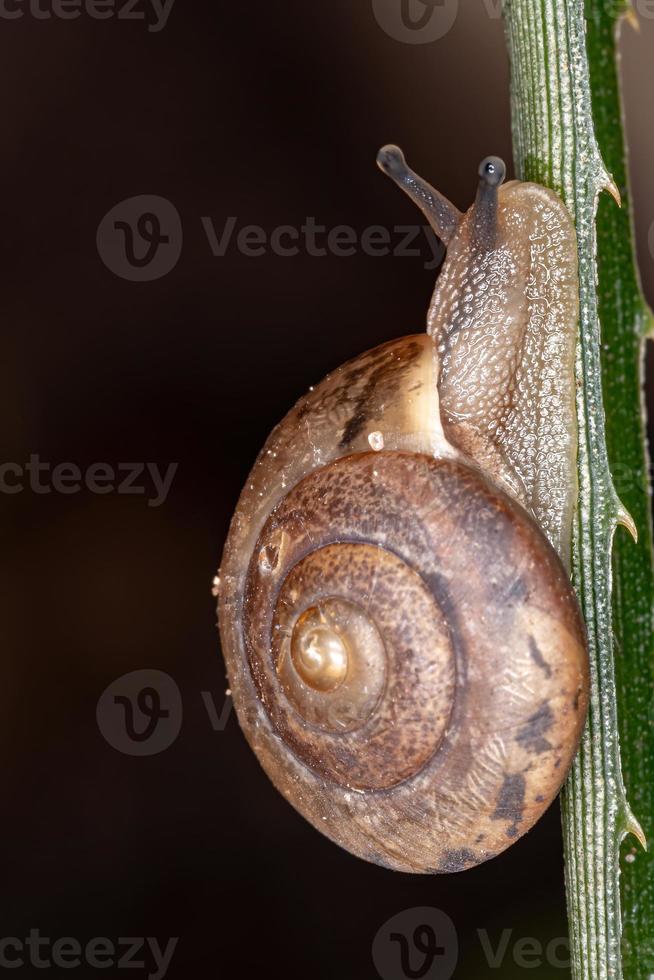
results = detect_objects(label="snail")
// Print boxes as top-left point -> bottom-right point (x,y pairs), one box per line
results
216,146 -> 590,874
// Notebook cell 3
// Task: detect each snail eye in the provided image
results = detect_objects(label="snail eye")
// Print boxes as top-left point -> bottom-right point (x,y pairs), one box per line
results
478,155 -> 506,186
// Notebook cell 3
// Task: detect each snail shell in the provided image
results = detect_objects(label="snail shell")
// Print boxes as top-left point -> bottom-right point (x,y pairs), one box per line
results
218,150 -> 589,873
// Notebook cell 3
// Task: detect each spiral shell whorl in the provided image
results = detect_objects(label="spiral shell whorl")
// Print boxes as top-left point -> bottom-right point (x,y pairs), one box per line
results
246,538 -> 456,791
223,450 -> 588,872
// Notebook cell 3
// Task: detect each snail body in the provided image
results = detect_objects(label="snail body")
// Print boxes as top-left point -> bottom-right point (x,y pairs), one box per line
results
218,148 -> 589,873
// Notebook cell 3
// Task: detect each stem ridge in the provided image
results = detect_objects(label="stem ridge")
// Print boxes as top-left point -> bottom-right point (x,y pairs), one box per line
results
503,1 -> 653,977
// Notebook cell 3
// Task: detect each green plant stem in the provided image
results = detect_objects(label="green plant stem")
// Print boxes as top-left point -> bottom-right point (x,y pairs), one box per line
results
502,1 -> 652,978
585,3 -> 654,977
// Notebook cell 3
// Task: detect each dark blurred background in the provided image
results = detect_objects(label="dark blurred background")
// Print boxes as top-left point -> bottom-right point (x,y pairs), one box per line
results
0,2 -> 652,978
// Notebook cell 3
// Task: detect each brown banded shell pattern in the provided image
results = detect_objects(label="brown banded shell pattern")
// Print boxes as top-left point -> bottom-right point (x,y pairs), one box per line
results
218,153 -> 588,872
220,438 -> 588,872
